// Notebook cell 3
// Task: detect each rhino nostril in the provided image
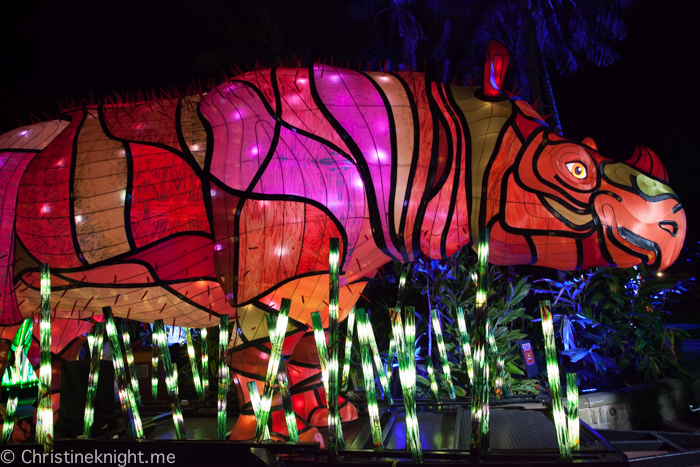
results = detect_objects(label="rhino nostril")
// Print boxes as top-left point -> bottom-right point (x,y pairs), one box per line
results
659,220 -> 678,237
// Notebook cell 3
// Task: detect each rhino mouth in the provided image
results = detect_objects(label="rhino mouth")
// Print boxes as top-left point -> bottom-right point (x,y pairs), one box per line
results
598,202 -> 661,269
616,226 -> 662,270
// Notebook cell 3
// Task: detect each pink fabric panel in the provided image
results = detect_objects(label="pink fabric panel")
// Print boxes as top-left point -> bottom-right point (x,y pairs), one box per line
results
394,72 -> 433,261
201,81 -> 276,191
313,65 -> 400,259
275,68 -> 351,155
0,151 -> 37,324
254,127 -> 364,268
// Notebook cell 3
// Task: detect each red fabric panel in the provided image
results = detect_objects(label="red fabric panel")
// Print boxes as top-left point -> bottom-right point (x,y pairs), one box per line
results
488,222 -> 532,265
394,72 -> 433,260
514,113 -> 543,140
504,174 -> 574,232
0,151 -> 38,324
130,234 -> 215,281
237,198 -> 342,304
130,143 -> 209,248
201,79 -> 276,191
31,316 -> 92,356
530,236 -> 578,270
16,112 -> 83,268
101,99 -> 181,153
485,127 -> 521,225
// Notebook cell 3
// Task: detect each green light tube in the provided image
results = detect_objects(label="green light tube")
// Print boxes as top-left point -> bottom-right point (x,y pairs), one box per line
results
201,328 -> 209,402
255,299 -> 290,442
247,381 -> 271,440
426,358 -> 440,403
173,363 -> 179,398
152,330 -> 159,400
485,319 -> 498,352
103,307 -> 144,439
540,301 -> 572,462
471,229 -> 490,459
36,263 -> 54,451
363,312 -> 393,404
217,314 -> 230,440
1,371 -> 19,443
83,322 -> 105,438
87,333 -> 95,359
310,311 -> 345,446
454,307 -> 474,384
120,320 -> 142,407
310,311 -> 330,395
495,353 -> 504,401
327,238 -> 343,457
356,309 -> 384,449
340,306 -> 356,391
567,372 -> 580,452
153,319 -> 186,440
391,264 -> 411,385
276,364 -> 300,442
386,334 -> 395,384
186,329 -> 204,402
430,308 -> 456,399
265,312 -> 299,442
393,307 -> 422,462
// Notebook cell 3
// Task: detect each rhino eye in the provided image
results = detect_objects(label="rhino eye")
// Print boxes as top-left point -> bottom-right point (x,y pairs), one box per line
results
565,162 -> 587,179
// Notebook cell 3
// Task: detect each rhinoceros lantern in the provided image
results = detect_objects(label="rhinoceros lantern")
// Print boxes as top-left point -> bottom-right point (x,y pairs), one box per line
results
0,41 -> 685,442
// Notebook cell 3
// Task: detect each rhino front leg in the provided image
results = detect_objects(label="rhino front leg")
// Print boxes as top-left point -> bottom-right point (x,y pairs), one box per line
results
286,331 -> 359,427
228,332 -> 326,444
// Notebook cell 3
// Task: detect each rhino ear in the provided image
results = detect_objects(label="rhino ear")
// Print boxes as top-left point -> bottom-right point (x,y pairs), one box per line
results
581,137 -> 598,151
483,40 -> 510,97
625,146 -> 669,183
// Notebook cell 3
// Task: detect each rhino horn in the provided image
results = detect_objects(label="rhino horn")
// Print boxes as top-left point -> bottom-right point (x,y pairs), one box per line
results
624,146 -> 670,183
581,136 -> 598,150
483,40 -> 510,97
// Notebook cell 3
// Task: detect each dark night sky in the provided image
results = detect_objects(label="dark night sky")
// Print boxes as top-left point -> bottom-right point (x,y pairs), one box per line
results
1,0 -> 699,227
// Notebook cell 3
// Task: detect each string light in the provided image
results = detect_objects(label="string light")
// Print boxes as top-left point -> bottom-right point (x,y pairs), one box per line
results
254,299 -> 290,441
430,308 -> 456,399
103,306 -> 144,439
340,307 -> 356,391
454,307 -> 474,384
121,320 -> 142,407
186,329 -> 204,402
201,328 -> 209,401
153,319 -> 186,439
356,308 -> 384,449
217,315 -> 230,440
83,322 -> 105,437
567,372 -> 580,451
540,301 -> 572,462
36,264 -> 54,451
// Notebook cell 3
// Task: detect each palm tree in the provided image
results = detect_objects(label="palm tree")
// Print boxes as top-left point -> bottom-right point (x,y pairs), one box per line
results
339,0 -> 634,132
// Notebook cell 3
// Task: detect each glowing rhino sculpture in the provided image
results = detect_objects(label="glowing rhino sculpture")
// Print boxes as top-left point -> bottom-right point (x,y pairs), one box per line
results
0,41 -> 685,442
